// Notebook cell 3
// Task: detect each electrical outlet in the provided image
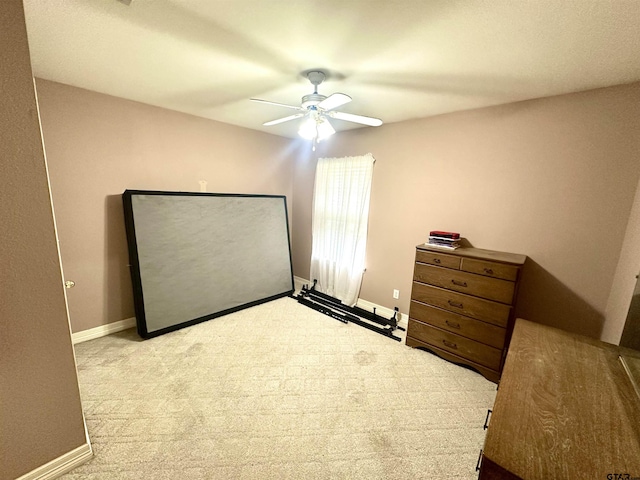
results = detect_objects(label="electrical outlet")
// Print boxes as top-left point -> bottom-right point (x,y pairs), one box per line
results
393,289 -> 399,299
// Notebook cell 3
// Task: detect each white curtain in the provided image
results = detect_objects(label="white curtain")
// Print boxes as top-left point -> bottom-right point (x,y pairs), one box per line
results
310,153 -> 375,306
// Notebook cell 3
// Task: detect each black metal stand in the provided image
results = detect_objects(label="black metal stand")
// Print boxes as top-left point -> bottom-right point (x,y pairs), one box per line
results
294,280 -> 404,342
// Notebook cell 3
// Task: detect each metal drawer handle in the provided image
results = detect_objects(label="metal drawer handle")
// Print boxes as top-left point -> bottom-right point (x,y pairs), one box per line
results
448,300 -> 463,309
442,340 -> 457,349
476,449 -> 483,472
433,258 -> 441,264
483,268 -> 494,274
483,409 -> 492,430
451,279 -> 467,287
445,320 -> 461,329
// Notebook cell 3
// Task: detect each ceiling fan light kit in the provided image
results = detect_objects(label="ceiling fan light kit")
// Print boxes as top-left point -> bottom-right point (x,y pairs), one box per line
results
299,114 -> 335,141
250,70 -> 383,146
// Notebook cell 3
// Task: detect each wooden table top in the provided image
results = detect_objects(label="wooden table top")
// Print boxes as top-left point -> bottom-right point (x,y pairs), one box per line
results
483,319 -> 640,479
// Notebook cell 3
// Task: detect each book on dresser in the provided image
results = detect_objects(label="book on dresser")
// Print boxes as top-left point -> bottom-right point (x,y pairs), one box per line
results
427,230 -> 461,250
406,244 -> 527,383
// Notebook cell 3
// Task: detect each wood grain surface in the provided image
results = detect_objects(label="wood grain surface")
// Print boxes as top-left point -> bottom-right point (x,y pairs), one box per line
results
413,262 -> 516,304
405,335 -> 501,383
460,257 -> 520,282
406,318 -> 503,370
415,249 -> 461,269
481,319 -> 640,479
409,300 -> 507,349
417,245 -> 527,266
408,245 -> 525,384
411,282 -> 511,327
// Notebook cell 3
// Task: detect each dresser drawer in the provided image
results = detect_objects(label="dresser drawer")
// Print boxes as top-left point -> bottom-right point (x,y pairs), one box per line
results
415,250 -> 461,269
413,263 -> 515,304
460,258 -> 519,282
411,282 -> 511,327
409,301 -> 506,349
407,320 -> 503,371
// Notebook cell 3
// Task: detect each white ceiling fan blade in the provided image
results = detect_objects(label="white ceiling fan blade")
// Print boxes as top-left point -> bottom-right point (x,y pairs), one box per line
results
263,113 -> 305,126
251,98 -> 305,111
328,111 -> 383,126
317,93 -> 352,111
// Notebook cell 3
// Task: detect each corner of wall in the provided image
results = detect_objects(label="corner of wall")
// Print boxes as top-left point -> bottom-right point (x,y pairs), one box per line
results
602,175 -> 640,344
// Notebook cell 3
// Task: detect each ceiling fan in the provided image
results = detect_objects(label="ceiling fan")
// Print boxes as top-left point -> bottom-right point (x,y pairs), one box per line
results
250,71 -> 383,144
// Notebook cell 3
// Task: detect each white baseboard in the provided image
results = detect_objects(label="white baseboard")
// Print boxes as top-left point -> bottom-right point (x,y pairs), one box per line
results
293,275 -> 310,292
16,443 -> 92,480
293,277 -> 407,328
356,298 -> 408,328
72,317 -> 135,344
72,280 -> 406,345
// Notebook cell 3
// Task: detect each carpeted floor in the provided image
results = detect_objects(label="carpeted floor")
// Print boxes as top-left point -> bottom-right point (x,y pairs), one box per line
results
64,296 -> 496,479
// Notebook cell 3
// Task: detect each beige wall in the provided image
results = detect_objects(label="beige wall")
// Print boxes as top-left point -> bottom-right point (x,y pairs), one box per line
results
0,1 -> 88,478
294,83 -> 640,339
36,79 -> 298,333
35,75 -> 640,342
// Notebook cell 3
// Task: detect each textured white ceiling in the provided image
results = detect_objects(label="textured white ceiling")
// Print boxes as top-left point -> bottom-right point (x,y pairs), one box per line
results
23,0 -> 640,138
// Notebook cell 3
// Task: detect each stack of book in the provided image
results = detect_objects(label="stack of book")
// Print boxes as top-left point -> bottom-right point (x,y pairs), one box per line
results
427,231 -> 461,250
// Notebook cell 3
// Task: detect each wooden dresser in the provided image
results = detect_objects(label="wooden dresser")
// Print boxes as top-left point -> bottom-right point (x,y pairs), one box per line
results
406,245 -> 526,383
479,319 -> 640,479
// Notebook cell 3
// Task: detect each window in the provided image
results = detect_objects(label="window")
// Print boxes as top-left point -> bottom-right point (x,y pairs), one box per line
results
310,153 -> 375,306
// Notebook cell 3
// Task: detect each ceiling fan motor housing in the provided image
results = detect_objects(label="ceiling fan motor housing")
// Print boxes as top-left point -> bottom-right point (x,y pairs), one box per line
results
302,93 -> 327,109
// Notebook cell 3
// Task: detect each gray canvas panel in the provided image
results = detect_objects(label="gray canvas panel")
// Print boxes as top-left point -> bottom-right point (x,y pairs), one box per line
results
128,193 -> 293,334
